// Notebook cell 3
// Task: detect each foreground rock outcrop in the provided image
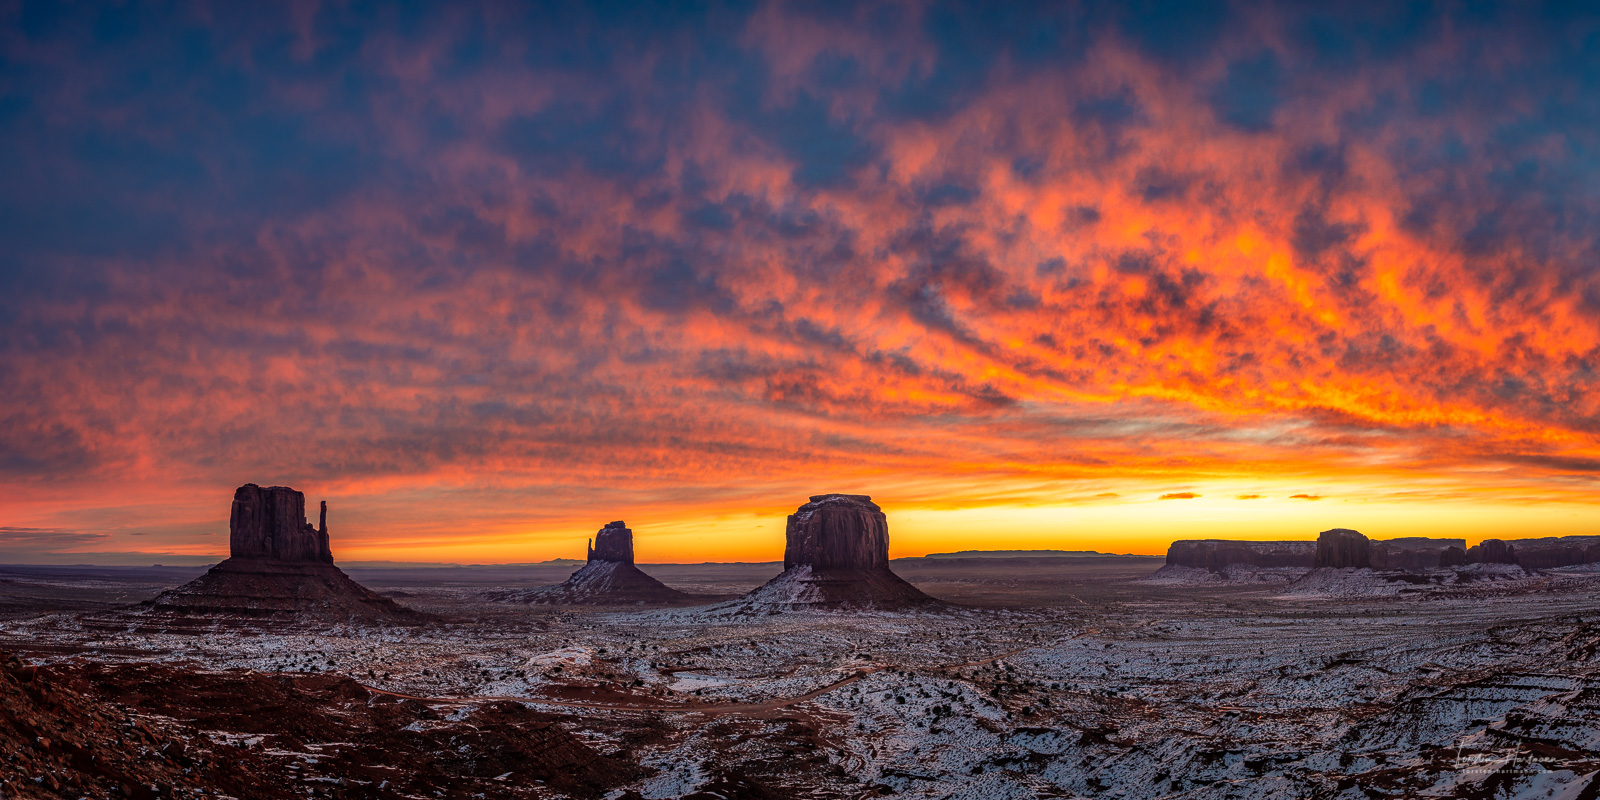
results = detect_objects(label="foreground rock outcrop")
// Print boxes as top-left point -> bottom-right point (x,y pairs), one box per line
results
721,495 -> 940,612
141,484 -> 423,625
0,652 -> 635,799
499,521 -> 697,606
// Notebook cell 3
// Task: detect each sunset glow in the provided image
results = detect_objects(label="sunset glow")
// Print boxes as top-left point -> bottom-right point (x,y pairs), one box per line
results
3,3 -> 1598,563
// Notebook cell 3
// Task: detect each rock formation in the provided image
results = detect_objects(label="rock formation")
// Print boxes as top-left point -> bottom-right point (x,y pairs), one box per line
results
1503,536 -> 1600,569
587,521 -> 634,564
142,484 -> 423,625
1466,538 -> 1518,565
1165,540 -> 1317,570
723,494 -> 940,612
1439,545 -> 1469,567
1315,528 -> 1372,569
229,484 -> 332,562
501,521 -> 696,606
1369,537 -> 1467,571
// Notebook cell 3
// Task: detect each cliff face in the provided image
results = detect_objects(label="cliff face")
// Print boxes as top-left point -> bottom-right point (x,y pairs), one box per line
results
1163,530 -> 1600,575
587,522 -> 634,564
1467,539 -> 1518,565
229,484 -> 332,563
1370,537 -> 1467,571
783,494 -> 890,570
1315,529 -> 1372,569
1165,541 -> 1316,570
1506,536 -> 1600,569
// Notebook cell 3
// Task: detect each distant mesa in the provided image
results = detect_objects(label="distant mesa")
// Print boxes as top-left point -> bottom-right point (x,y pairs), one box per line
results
916,549 -> 1135,560
141,484 -> 425,625
497,521 -> 698,606
1165,540 -> 1317,571
1467,538 -> 1517,565
1505,536 -> 1600,569
1158,526 -> 1600,589
1314,528 -> 1371,569
721,494 -> 942,612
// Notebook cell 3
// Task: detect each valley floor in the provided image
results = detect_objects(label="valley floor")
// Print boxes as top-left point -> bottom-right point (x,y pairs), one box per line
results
3,559 -> 1600,798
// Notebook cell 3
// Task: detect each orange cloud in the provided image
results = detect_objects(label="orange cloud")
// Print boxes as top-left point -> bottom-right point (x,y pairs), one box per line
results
2,3 -> 1598,562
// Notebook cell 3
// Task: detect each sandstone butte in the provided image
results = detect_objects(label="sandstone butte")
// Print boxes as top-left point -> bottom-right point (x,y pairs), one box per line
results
142,484 -> 425,625
729,494 -> 942,612
500,521 -> 697,606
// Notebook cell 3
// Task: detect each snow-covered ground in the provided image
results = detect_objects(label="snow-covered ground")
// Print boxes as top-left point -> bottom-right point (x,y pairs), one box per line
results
5,566 -> 1600,797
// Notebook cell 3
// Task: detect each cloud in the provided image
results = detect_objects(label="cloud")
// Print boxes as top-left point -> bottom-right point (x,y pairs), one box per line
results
1236,494 -> 1263,500
1,2 -> 1598,556
1159,492 -> 1201,500
0,527 -> 110,551
1288,494 -> 1323,500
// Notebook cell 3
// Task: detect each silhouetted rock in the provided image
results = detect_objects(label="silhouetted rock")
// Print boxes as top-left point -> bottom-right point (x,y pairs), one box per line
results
784,494 -> 890,570
1439,545 -> 1469,567
1369,537 -> 1466,571
502,521 -> 697,606
141,484 -> 424,625
725,494 -> 940,612
587,521 -> 634,564
1467,538 -> 1518,565
1165,540 -> 1316,570
229,484 -> 332,563
1498,536 -> 1600,568
1315,528 -> 1371,569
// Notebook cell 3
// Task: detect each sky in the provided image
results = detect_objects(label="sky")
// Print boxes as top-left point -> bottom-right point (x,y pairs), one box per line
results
3,1 -> 1599,565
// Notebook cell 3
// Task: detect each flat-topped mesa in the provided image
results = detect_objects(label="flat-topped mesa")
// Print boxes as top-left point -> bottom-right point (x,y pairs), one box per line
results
1503,536 -> 1600,568
1166,540 -> 1316,570
587,521 -> 634,564
784,494 -> 889,570
229,484 -> 332,563
1315,528 -> 1371,569
1370,537 -> 1467,571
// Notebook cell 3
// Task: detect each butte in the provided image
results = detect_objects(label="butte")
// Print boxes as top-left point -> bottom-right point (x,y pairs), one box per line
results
724,494 -> 942,613
139,484 -> 425,625
500,521 -> 698,605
